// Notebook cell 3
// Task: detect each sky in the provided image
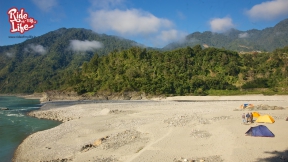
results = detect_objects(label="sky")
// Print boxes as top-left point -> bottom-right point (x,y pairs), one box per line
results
1,0 -> 288,48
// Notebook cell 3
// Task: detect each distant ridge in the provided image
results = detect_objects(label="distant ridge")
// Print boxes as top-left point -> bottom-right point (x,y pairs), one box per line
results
163,18 -> 288,52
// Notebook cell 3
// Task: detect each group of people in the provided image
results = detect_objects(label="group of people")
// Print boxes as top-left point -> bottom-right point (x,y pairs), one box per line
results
242,112 -> 253,124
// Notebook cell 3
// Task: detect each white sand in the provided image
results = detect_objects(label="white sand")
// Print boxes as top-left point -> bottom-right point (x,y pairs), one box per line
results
13,96 -> 288,162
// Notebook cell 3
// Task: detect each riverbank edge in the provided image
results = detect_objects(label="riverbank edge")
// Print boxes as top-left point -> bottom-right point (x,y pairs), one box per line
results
4,91 -> 288,103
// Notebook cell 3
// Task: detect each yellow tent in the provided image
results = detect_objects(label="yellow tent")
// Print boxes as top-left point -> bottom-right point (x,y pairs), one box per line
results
256,115 -> 275,123
252,112 -> 260,118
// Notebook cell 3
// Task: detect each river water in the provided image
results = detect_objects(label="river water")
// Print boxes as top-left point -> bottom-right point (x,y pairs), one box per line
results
0,96 -> 60,162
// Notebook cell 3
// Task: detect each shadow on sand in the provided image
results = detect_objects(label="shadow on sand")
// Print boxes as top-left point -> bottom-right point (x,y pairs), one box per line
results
256,149 -> 288,162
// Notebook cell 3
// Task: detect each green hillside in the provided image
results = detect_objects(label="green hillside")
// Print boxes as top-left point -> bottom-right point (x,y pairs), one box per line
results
0,28 -> 138,93
164,18 -> 288,52
0,18 -> 288,95
68,45 -> 288,96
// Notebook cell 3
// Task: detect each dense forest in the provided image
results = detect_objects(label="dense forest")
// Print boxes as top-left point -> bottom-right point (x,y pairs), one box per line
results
0,44 -> 288,95
0,21 -> 288,96
67,45 -> 288,96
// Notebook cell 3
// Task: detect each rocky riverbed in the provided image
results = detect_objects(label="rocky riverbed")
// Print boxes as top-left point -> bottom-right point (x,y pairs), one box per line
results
14,96 -> 288,162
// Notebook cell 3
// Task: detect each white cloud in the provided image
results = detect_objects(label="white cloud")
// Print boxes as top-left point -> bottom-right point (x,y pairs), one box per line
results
209,17 -> 235,33
87,0 -> 185,48
69,40 -> 103,52
152,29 -> 187,47
31,0 -> 57,12
5,52 -> 14,57
239,32 -> 249,38
26,44 -> 47,55
156,29 -> 187,43
88,9 -> 173,35
246,0 -> 288,20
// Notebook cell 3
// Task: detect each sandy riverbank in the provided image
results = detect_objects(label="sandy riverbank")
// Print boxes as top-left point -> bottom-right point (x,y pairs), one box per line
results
13,95 -> 288,162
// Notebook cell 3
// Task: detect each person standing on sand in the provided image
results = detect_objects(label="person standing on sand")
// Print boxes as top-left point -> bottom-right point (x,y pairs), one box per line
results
246,112 -> 251,123
242,113 -> 246,124
250,112 -> 253,123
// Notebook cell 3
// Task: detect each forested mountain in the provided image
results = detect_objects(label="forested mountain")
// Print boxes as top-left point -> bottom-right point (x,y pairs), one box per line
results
164,18 -> 288,52
0,28 -> 139,93
0,18 -> 288,95
68,45 -> 288,96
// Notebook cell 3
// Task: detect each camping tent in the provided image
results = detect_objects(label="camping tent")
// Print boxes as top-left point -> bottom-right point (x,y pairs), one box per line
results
252,112 -> 260,118
245,125 -> 275,137
255,115 -> 275,123
240,104 -> 254,109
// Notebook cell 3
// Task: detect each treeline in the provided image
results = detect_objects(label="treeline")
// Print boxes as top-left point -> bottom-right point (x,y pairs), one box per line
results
1,41 -> 287,95
67,45 -> 288,96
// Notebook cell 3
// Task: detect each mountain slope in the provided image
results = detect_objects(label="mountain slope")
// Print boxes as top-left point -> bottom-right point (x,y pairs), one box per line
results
0,28 -> 139,93
1,18 -> 288,94
164,18 -> 288,52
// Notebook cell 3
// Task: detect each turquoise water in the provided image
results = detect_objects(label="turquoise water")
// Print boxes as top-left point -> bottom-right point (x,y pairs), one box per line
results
0,96 -> 60,162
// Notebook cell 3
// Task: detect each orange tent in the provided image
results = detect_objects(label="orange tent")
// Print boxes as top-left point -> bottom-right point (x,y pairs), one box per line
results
252,112 -> 260,118
255,115 -> 275,123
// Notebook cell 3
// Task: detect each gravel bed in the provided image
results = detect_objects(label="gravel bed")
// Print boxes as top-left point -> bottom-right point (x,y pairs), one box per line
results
190,129 -> 211,139
163,114 -> 211,127
164,115 -> 193,127
235,104 -> 286,111
99,129 -> 148,150
81,129 -> 149,153
173,155 -> 224,162
91,156 -> 119,162
210,116 -> 231,121
40,158 -> 72,162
